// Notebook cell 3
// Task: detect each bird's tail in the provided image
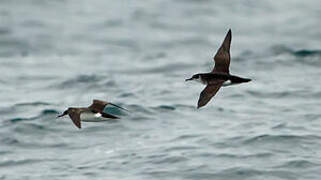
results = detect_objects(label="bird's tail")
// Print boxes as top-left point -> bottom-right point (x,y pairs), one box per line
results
230,75 -> 251,83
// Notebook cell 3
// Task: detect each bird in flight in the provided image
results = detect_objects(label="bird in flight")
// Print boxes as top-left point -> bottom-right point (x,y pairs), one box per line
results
186,29 -> 251,108
57,99 -> 129,129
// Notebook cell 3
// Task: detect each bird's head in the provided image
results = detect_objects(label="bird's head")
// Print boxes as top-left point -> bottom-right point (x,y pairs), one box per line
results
57,109 -> 69,118
185,74 -> 201,81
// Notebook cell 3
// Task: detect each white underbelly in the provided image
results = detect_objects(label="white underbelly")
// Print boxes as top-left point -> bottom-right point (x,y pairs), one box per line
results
222,80 -> 232,87
80,113 -> 110,122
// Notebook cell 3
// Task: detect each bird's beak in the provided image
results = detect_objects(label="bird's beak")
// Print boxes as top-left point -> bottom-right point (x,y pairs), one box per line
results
57,110 -> 68,118
57,114 -> 65,118
185,78 -> 193,81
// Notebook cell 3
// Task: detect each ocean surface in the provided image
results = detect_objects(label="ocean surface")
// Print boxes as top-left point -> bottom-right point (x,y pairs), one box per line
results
0,0 -> 321,179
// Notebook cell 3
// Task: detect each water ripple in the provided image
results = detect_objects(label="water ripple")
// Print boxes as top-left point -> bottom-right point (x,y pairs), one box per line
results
243,134 -> 320,145
55,74 -> 105,89
275,160 -> 319,169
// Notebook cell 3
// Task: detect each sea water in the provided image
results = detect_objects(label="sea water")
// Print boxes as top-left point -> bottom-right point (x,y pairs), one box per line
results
0,0 -> 320,179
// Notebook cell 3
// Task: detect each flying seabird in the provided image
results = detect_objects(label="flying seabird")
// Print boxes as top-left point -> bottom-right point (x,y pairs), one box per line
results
57,99 -> 128,129
186,29 -> 251,108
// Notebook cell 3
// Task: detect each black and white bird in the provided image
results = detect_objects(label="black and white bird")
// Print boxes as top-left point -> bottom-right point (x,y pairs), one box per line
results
57,99 -> 128,129
186,29 -> 251,108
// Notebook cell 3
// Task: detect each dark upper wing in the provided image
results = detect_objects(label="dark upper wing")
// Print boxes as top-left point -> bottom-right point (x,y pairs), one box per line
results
197,80 -> 224,108
89,99 -> 129,113
101,112 -> 120,119
68,109 -> 81,129
212,29 -> 232,73
88,99 -> 108,113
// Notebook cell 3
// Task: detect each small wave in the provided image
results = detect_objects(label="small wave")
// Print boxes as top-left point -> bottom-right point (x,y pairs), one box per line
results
211,168 -> 297,179
0,159 -> 43,167
271,45 -> 321,65
1,135 -> 67,148
293,49 -> 321,57
272,123 -> 308,131
146,155 -> 188,165
0,38 -> 30,57
170,134 -> 203,142
173,104 -> 195,109
248,89 -> 321,100
274,160 -> 318,169
9,117 -> 33,123
126,104 -> 154,115
56,74 -> 104,89
120,104 -> 156,121
20,20 -> 45,28
171,37 -> 212,47
271,45 -> 321,57
142,52 -> 167,61
0,102 -> 52,118
13,123 -> 47,131
15,101 -> 51,107
127,63 -> 192,74
0,27 -> 11,35
119,92 -> 135,98
151,105 -> 176,111
271,123 -> 287,129
186,167 -> 264,179
304,113 -> 321,121
246,90 -> 292,99
101,19 -> 123,28
204,152 -> 273,159
243,134 -> 320,145
0,158 -> 66,168
7,109 -> 58,124
40,109 -> 59,115
71,74 -> 103,83
218,167 -> 263,176
162,145 -> 199,152
0,151 -> 11,155
1,137 -> 20,145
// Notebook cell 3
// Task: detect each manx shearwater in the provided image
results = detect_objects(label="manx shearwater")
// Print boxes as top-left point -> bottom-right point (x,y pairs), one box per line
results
57,99 -> 128,129
186,29 -> 251,108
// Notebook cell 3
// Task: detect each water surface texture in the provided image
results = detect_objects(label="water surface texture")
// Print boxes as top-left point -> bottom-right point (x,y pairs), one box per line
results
0,0 -> 321,179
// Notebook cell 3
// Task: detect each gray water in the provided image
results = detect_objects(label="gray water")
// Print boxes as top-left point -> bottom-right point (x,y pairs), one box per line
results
1,0 -> 321,179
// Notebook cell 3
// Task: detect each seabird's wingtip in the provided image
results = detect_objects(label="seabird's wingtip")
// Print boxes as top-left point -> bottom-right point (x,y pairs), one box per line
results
227,29 -> 232,35
74,123 -> 81,129
109,103 -> 130,112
